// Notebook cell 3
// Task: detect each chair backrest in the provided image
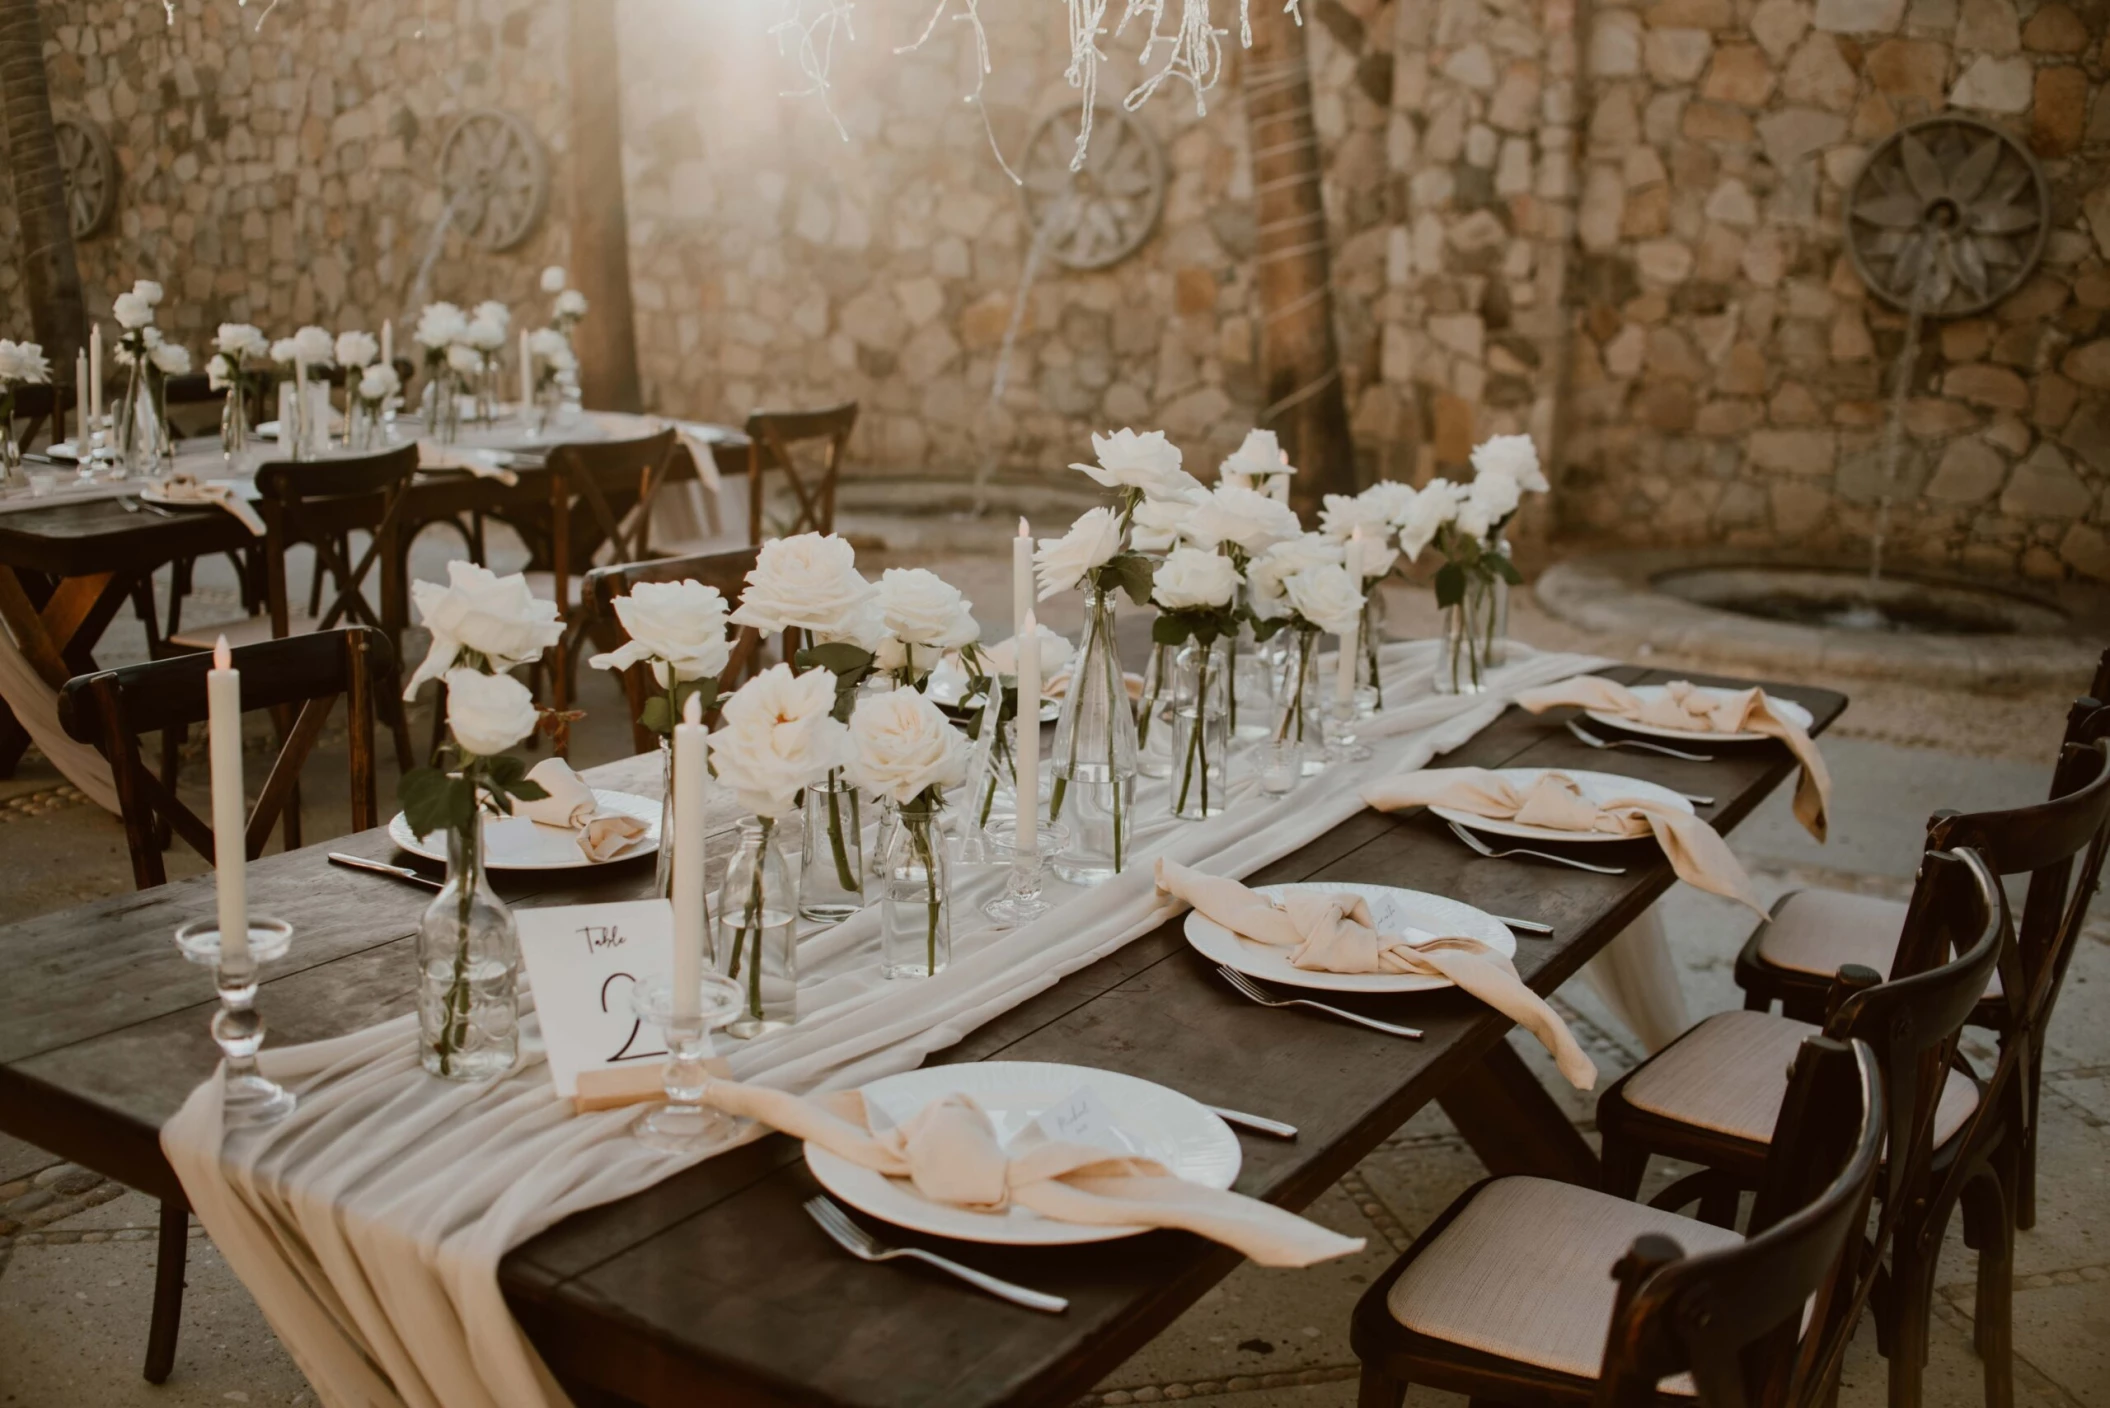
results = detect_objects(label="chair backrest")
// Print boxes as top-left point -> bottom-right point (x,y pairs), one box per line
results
586,545 -> 764,752
10,381 -> 69,449
545,428 -> 680,614
57,628 -> 388,889
744,401 -> 857,544
1595,1037 -> 1885,1408
252,444 -> 423,639
2088,645 -> 2109,705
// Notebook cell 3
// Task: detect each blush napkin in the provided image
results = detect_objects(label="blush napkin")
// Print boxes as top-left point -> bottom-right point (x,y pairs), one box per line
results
513,758 -> 649,861
150,474 -> 267,536
696,1079 -> 1365,1268
1361,768 -> 1766,918
1153,858 -> 1596,1089
417,441 -> 520,486
1514,675 -> 1832,841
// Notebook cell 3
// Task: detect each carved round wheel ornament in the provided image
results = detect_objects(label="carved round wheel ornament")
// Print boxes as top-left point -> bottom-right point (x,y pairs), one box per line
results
54,116 -> 117,239
1018,104 -> 1167,271
438,108 -> 549,252
1847,115 -> 2048,320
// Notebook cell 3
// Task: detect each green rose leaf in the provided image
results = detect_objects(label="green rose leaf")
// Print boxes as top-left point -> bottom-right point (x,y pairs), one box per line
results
1434,561 -> 1466,608
1151,614 -> 1192,646
398,766 -> 476,838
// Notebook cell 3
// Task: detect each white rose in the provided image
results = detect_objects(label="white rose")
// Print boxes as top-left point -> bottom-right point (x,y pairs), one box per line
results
844,688 -> 973,806
875,568 -> 979,649
1396,479 -> 1462,561
1456,474 -> 1519,540
291,325 -> 334,365
1129,497 -> 1196,555
335,330 -> 379,369
444,668 -> 540,758
1189,483 -> 1301,555
528,327 -> 568,360
727,531 -> 879,636
216,323 -> 268,360
149,342 -> 191,376
1283,563 -> 1365,637
446,343 -> 484,376
541,266 -> 569,294
1071,427 -> 1190,499
0,340 -> 50,385
1470,433 -> 1548,494
1248,535 -> 1345,621
985,624 -> 1074,680
415,302 -> 468,349
817,596 -> 888,652
1033,505 -> 1125,599
0,342 -> 21,383
113,291 -> 155,330
270,337 -> 299,365
206,354 -> 232,390
358,363 -> 401,403
1219,427 -> 1292,482
1319,492 -> 1391,541
547,344 -> 578,375
587,579 -> 732,685
132,279 -> 164,306
405,562 -> 566,696
1357,481 -> 1418,525
474,300 -> 511,333
1151,546 -> 1240,612
710,664 -> 851,818
555,289 -> 588,319
463,316 -> 506,352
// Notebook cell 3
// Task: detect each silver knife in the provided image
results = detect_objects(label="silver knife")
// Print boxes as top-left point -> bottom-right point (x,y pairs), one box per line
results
1494,914 -> 1554,935
329,852 -> 441,890
1206,1105 -> 1299,1139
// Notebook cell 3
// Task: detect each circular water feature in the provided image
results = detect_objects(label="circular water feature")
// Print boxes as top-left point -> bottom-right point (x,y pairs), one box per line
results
1654,566 -> 2068,638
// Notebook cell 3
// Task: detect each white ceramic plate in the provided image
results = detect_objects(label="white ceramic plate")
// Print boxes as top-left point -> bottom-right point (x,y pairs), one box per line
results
925,674 -> 1061,724
1184,882 -> 1514,995
139,483 -> 232,510
1431,767 -> 1693,845
387,788 -> 659,870
805,1061 -> 1240,1246
1583,684 -> 1813,744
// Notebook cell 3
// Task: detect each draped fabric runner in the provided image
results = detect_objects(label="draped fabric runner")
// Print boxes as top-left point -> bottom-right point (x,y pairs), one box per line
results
1514,675 -> 1832,841
1361,768 -> 1767,918
1152,858 -> 1596,1089
159,640 -> 1617,1408
699,1083 -> 1364,1266
515,758 -> 650,861
0,621 -> 121,813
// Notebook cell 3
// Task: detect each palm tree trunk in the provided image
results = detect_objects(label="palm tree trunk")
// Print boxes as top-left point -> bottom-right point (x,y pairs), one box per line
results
567,0 -> 643,413
0,0 -> 86,369
1245,5 -> 1355,518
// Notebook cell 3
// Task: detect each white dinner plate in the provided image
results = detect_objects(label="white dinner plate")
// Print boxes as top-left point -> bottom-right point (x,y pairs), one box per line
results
1430,767 -> 1693,845
139,484 -> 232,510
1184,882 -> 1514,995
1583,684 -> 1812,744
387,788 -> 659,870
925,673 -> 1061,724
805,1061 -> 1240,1246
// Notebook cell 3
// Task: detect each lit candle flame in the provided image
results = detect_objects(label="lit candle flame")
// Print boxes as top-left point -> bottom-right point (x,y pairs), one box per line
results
213,636 -> 232,671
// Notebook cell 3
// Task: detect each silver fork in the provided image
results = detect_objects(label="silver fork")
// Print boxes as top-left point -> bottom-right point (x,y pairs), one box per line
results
1566,719 -> 1715,763
1216,966 -> 1423,1039
1445,819 -> 1629,876
803,1196 -> 1069,1313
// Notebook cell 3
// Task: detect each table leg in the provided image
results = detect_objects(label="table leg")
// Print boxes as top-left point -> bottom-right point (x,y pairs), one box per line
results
1436,1037 -> 1601,1188
0,699 -> 30,777
0,566 -> 133,780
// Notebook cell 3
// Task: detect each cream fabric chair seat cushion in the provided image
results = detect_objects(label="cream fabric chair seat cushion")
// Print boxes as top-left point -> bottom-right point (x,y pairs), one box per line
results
170,611 -> 322,652
1623,1009 -> 1979,1147
1753,888 -> 2001,997
1387,1176 -> 1742,1393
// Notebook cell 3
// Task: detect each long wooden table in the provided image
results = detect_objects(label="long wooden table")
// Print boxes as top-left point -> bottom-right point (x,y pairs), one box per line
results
0,665 -> 1841,1407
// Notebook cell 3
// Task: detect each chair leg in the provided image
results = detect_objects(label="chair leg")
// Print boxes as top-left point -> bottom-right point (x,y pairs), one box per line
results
143,1199 -> 189,1383
1357,1364 -> 1408,1408
2018,1042 -> 2044,1231
1599,1129 -> 1648,1200
1741,985 -> 1770,1012
1885,1242 -> 1935,1408
1697,1181 -> 1741,1229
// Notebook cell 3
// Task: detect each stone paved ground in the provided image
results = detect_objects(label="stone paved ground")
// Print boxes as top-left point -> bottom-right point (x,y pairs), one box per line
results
0,533 -> 2103,1405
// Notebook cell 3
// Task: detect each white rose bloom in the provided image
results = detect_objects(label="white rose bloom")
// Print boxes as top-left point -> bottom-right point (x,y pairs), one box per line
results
1357,481 -> 1419,525
113,291 -> 155,330
1219,427 -> 1292,482
1396,479 -> 1462,561
206,354 -> 232,390
0,342 -> 21,382
985,624 -> 1074,680
1283,563 -> 1365,637
463,316 -> 506,352
588,579 -> 732,686
291,325 -> 335,365
132,279 -> 165,306
1033,505 -> 1125,600
1456,473 -> 1519,541
149,342 -> 192,376
1319,491 -> 1396,541
816,596 -> 888,653
555,289 -> 589,319
415,302 -> 468,349
1151,546 -> 1240,612
270,337 -> 299,365
726,532 -> 877,636
1189,482 -> 1301,555
474,300 -> 511,333
844,687 -> 973,806
335,330 -> 379,369
710,664 -> 851,818
1470,433 -> 1548,494
1248,535 -> 1345,621
216,323 -> 269,359
445,343 -> 484,376
875,568 -> 979,649
358,364 -> 401,402
443,668 -> 541,758
405,562 -> 566,696
547,344 -> 578,375
541,266 -> 569,294
1130,497 -> 1198,555
527,327 -> 568,360
1071,427 -> 1190,499
0,340 -> 50,385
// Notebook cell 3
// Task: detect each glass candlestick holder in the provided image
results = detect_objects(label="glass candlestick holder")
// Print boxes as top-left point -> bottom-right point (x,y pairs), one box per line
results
1326,697 -> 1372,763
173,917 -> 298,1127
982,820 -> 1069,927
629,970 -> 748,1152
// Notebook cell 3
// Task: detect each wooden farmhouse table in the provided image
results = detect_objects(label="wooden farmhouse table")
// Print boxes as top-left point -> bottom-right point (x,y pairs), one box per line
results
0,664 -> 1843,1408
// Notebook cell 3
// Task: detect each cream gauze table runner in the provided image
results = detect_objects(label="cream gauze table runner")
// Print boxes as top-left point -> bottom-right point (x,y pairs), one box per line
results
161,640 -> 1713,1408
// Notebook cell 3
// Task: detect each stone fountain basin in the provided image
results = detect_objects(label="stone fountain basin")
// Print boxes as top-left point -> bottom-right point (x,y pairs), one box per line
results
1537,549 -> 2106,689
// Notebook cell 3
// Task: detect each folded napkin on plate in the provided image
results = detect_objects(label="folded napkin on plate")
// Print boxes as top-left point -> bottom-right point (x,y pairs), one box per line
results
1362,767 -> 1765,918
417,441 -> 520,486
512,758 -> 649,861
151,475 -> 266,536
1516,675 -> 1832,841
695,1080 -> 1365,1268
1154,858 -> 1595,1089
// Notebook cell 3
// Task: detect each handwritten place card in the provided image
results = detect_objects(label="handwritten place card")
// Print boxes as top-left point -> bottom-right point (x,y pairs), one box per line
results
518,899 -> 675,1098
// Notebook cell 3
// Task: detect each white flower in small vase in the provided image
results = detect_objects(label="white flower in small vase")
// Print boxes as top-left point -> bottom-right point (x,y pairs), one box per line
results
710,663 -> 851,822
541,266 -> 569,295
357,363 -> 401,408
846,687 -> 972,979
1393,479 -> 1462,561
404,562 -> 567,697
1470,432 -> 1549,494
845,686 -> 973,807
873,568 -> 978,686
1189,482 -> 1301,562
473,301 -> 511,337
289,325 -> 335,367
112,289 -> 157,332
0,339 -> 52,389
588,578 -> 733,693
148,342 -> 191,377
1129,497 -> 1199,556
1283,563 -> 1365,639
1219,428 -> 1295,500
727,531 -> 879,640
335,330 -> 380,370
1246,533 -> 1345,623
443,667 -> 542,758
1151,546 -> 1240,613
1071,427 -> 1197,512
1032,506 -> 1126,600
553,288 -> 588,333
415,302 -> 468,354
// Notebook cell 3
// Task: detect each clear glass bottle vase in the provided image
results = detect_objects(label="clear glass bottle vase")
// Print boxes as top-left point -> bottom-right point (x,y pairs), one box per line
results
1437,566 -> 1507,695
417,818 -> 521,1080
714,817 -> 796,1037
880,796 -> 951,979
800,768 -> 865,923
221,378 -> 252,465
1049,585 -> 1137,885
1135,640 -> 1175,779
1229,616 -> 1275,740
1170,638 -> 1229,820
654,738 -> 678,900
1272,625 -> 1327,776
1357,587 -> 1386,713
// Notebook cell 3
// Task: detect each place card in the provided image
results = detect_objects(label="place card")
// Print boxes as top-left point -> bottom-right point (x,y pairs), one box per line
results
517,899 -> 675,1098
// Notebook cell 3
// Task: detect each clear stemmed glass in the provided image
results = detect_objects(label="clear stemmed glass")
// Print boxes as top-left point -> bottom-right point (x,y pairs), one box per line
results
629,970 -> 748,1152
982,821 -> 1070,927
173,917 -> 298,1126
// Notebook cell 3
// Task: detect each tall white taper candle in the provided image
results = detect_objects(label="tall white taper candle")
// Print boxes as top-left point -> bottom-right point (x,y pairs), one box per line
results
519,329 -> 533,413
1016,611 -> 1040,854
208,637 -> 251,963
89,325 -> 103,424
74,351 -> 87,435
380,319 -> 393,373
671,692 -> 708,1021
1013,517 -> 1032,640
1336,530 -> 1363,706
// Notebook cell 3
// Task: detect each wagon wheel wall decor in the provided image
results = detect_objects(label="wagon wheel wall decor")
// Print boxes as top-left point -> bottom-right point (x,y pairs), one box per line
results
54,116 -> 117,239
1018,104 -> 1168,271
438,108 -> 550,252
1847,114 -> 2049,321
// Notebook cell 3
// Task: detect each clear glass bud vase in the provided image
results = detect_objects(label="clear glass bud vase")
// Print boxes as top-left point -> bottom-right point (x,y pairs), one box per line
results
715,817 -> 796,1037
1437,568 -> 1505,696
881,796 -> 951,979
1170,639 -> 1229,820
1229,617 -> 1274,739
1358,588 -> 1386,713
417,820 -> 521,1080
1134,640 -> 1175,779
1049,585 -> 1136,884
801,768 -> 865,923
1272,625 -> 1327,776
221,379 -> 252,465
654,739 -> 677,900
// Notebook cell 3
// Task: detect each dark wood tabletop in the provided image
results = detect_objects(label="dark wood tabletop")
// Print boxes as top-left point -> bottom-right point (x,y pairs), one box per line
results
0,664 -> 1843,1408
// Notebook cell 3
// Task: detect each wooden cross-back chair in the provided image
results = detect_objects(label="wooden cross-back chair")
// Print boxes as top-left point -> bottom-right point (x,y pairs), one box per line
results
9,380 -> 72,449
585,546 -> 768,754
744,402 -> 856,544
1351,1036 -> 1886,1408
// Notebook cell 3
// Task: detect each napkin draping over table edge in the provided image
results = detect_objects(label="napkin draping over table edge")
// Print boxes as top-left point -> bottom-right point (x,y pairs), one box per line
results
696,1079 -> 1365,1268
416,441 -> 520,486
151,477 -> 267,536
1154,858 -> 1596,1089
512,758 -> 650,861
1515,675 -> 1832,841
1362,767 -> 1767,918
668,422 -> 725,492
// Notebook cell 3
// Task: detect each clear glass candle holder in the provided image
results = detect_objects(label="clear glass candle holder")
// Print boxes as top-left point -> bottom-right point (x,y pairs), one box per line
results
173,917 -> 297,1127
982,820 -> 1070,927
629,970 -> 748,1152
1326,697 -> 1372,763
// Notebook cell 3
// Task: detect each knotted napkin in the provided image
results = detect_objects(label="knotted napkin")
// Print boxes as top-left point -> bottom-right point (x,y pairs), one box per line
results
1154,858 -> 1596,1089
1515,675 -> 1832,841
513,757 -> 650,861
150,474 -> 267,536
695,1079 -> 1364,1267
417,441 -> 520,486
1363,768 -> 1766,917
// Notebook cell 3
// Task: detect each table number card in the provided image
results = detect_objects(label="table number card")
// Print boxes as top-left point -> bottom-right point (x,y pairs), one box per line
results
517,899 -> 676,1098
